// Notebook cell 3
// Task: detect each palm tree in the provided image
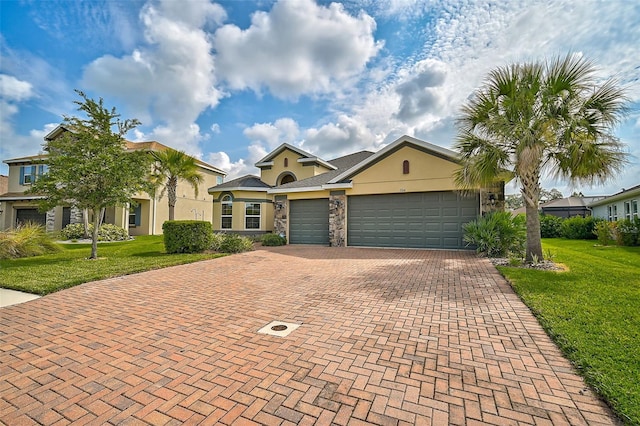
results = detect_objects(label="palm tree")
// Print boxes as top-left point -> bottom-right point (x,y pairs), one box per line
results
151,149 -> 204,221
454,55 -> 628,262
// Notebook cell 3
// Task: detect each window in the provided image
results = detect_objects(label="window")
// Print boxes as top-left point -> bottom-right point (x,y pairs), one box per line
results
245,203 -> 260,229
216,176 -> 224,185
284,157 -> 288,167
402,160 -> 410,174
19,166 -> 36,185
129,204 -> 142,227
624,201 -> 632,220
633,200 -> 639,219
221,195 -> 232,229
608,205 -> 613,221
613,205 -> 618,221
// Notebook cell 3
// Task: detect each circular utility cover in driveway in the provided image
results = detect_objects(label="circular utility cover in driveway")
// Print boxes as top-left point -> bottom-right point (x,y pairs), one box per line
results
257,321 -> 300,337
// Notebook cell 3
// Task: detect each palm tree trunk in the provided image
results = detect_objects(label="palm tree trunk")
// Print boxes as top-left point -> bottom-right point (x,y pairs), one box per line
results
524,200 -> 543,262
168,178 -> 177,221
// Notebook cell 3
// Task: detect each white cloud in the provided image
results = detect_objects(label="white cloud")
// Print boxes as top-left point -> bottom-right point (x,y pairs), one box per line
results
207,143 -> 267,180
82,0 -> 224,153
213,0 -> 382,98
0,74 -> 34,101
393,59 -> 447,124
302,114 -> 381,159
243,118 -> 300,150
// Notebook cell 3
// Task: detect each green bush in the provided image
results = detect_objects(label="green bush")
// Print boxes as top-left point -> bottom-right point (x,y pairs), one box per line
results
560,216 -> 600,240
219,233 -> 254,253
614,218 -> 640,246
463,211 -> 526,257
0,222 -> 61,259
210,232 -> 225,251
539,214 -> 564,238
163,220 -> 213,254
261,233 -> 286,246
594,221 -> 616,246
60,223 -> 88,240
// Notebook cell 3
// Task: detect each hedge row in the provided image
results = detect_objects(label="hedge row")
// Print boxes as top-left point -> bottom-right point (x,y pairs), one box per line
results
540,214 -> 640,246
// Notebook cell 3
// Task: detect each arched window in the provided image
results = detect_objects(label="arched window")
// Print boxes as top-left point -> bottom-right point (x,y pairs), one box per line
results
280,174 -> 295,185
284,157 -> 289,167
402,160 -> 410,174
221,194 -> 232,229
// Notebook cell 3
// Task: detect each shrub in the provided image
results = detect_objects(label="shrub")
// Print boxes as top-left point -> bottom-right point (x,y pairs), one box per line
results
261,233 -> 286,246
614,218 -> 640,246
594,221 -> 616,246
210,232 -> 225,251
219,233 -> 254,253
60,223 -> 88,240
463,211 -> 526,257
560,216 -> 600,240
97,224 -> 130,241
163,220 -> 213,254
0,222 -> 61,259
539,214 -> 564,238
60,223 -> 130,241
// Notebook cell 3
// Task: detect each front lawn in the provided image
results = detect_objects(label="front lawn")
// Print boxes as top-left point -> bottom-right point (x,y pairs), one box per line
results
498,239 -> 640,424
0,235 -> 225,295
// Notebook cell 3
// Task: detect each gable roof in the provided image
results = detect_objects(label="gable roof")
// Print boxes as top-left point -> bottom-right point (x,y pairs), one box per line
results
255,143 -> 336,170
269,151 -> 375,192
540,197 -> 603,209
328,135 -> 460,184
209,175 -> 270,192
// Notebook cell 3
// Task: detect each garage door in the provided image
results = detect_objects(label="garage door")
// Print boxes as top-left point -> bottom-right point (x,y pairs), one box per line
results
348,192 -> 478,249
16,208 -> 47,226
289,199 -> 329,245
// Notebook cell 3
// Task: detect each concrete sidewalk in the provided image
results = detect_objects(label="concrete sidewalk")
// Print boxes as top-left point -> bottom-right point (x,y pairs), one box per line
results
0,246 -> 618,425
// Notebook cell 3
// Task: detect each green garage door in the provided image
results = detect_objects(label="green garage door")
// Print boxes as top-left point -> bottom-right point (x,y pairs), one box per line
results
348,192 -> 478,249
16,208 -> 47,226
289,199 -> 330,245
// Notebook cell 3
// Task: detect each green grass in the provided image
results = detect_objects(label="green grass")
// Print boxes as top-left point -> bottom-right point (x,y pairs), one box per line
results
0,235 -> 225,295
498,239 -> 640,425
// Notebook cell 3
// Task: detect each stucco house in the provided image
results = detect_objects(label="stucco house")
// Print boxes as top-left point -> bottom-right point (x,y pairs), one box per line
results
0,125 -> 226,235
589,184 -> 640,222
209,135 -> 504,249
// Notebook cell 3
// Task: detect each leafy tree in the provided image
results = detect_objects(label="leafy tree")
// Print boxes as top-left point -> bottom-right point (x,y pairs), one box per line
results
454,55 -> 628,261
541,188 -> 563,202
150,149 -> 203,221
29,90 -> 151,259
505,194 -> 524,210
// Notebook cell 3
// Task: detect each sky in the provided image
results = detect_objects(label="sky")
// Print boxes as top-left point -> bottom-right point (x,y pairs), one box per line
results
1,0 -> 638,196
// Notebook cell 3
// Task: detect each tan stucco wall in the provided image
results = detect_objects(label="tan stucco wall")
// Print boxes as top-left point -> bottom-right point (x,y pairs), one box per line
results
260,149 -> 333,186
210,190 -> 273,232
7,164 -> 30,193
347,146 -> 460,195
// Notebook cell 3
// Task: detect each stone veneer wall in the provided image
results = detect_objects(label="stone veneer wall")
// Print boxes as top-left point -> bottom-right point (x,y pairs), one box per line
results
46,209 -> 55,233
70,207 -> 84,224
273,196 -> 287,238
329,191 -> 346,247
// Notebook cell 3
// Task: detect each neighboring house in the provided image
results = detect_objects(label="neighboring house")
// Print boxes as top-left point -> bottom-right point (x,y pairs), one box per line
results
0,125 -> 226,235
540,196 -> 606,218
589,184 -> 640,222
210,135 -> 504,249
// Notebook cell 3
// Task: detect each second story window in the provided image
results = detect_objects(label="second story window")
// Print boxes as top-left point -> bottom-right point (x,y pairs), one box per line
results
402,160 -> 410,174
284,157 -> 289,167
19,165 -> 48,185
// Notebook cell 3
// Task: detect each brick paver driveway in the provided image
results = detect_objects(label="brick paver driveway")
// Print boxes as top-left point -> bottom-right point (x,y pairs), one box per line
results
1,246 -> 617,425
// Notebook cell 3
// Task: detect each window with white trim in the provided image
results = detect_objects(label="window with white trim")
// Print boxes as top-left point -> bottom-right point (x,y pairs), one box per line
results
632,200 -> 639,219
608,205 -> 613,221
221,195 -> 232,229
245,203 -> 260,229
624,201 -> 632,220
19,166 -> 36,185
612,205 -> 618,221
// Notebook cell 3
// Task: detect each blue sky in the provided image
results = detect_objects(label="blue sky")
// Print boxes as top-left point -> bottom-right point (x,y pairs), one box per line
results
1,0 -> 638,196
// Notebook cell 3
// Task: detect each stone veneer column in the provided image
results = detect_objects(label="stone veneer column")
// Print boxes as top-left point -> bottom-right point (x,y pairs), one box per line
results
480,181 -> 505,215
70,206 -> 84,224
46,209 -> 56,233
329,191 -> 346,247
273,195 -> 288,238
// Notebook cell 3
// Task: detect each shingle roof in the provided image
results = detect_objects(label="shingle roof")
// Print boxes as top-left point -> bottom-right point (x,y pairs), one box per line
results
274,151 -> 374,190
211,175 -> 271,190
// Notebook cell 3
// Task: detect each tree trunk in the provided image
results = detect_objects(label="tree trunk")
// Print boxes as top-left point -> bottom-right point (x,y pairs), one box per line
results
168,178 -> 177,221
524,200 -> 543,262
83,208 -> 90,239
89,207 -> 101,259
